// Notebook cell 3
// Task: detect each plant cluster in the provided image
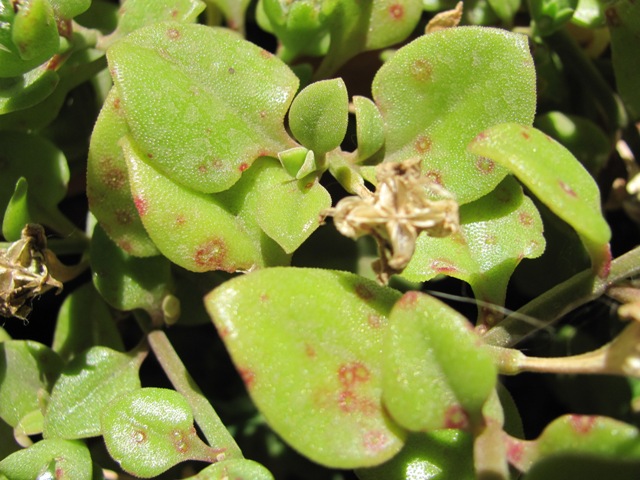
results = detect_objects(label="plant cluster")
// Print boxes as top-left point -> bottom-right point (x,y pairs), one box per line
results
1,0 -> 640,479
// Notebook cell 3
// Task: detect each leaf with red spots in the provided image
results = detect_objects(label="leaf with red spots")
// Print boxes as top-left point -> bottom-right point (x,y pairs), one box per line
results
87,87 -> 159,257
383,291 -> 497,432
205,268 -> 406,468
0,439 -> 92,480
107,22 -> 299,193
402,176 -> 545,326
101,388 -> 223,478
372,26 -> 536,204
468,122 -> 611,276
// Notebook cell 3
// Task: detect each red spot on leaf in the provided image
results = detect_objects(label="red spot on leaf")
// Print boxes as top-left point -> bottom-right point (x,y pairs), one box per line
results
115,209 -> 133,225
367,314 -> 383,328
355,283 -> 374,301
147,153 -> 154,159
398,291 -> 420,308
410,59 -> 432,82
259,110 -> 267,118
430,259 -> 458,274
134,196 -> 148,216
218,326 -> 230,338
260,293 -> 269,302
475,157 -> 495,174
338,362 -> 370,388
172,430 -> 190,453
519,212 -> 534,226
194,238 -> 229,271
198,164 -> 208,173
170,8 -> 179,18
304,181 -> 315,190
113,97 -> 121,110
260,49 -> 273,59
415,135 -> 432,154
520,130 -> 531,140
337,390 -> 376,415
444,405 -> 469,429
239,162 -> 249,172
103,168 -> 126,190
228,67 -> 235,75
133,429 -> 147,443
175,215 -> 187,226
558,180 -> 577,197
506,437 -> 525,465
597,243 -> 612,278
425,170 -> 443,186
305,343 -> 316,358
238,367 -> 255,388
167,28 -> 181,40
388,3 -> 404,20
118,240 -> 132,253
363,430 -> 388,453
474,131 -> 488,142
569,415 -> 597,434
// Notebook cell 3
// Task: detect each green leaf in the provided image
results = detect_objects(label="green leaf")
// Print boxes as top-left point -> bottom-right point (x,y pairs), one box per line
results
571,0 -> 606,27
0,340 -> 62,427
523,455 -> 640,480
107,22 -> 299,193
0,132 -> 69,233
205,0 -> 251,31
289,78 -> 348,154
185,459 -> 274,480
355,431 -> 475,480
43,346 -> 144,439
0,65 -> 59,114
119,135 -> 268,272
365,0 -> 424,50
2,177 -> 33,241
372,26 -> 536,204
205,267 -> 406,468
530,0 -> 578,35
607,0 -> 640,120
354,95 -> 385,162
49,0 -> 91,19
101,388 -> 222,478
87,87 -> 159,257
51,282 -> 124,362
0,439 -> 92,480
402,176 -> 545,324
90,224 -> 176,320
468,123 -> 611,276
487,0 -> 521,23
382,291 -> 497,431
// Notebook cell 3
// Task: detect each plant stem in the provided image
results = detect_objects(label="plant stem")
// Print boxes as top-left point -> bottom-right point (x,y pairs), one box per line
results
147,329 -> 243,459
483,245 -> 640,348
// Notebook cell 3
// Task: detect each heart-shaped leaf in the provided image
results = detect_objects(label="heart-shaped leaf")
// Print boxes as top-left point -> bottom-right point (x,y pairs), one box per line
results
402,176 -> 545,325
382,291 -> 497,431
0,340 -> 62,427
101,387 -> 222,478
107,21 -> 299,193
468,122 -> 611,276
372,26 -> 536,204
87,87 -> 159,257
289,78 -> 349,155
205,267 -> 406,468
51,282 -> 124,362
0,439 -> 92,480
43,346 -> 144,439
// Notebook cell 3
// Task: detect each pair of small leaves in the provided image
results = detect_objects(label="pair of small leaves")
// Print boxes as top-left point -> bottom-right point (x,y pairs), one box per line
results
205,267 -> 497,468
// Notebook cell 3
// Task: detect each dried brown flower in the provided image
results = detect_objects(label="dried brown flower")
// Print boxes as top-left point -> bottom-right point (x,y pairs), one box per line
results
324,158 -> 459,283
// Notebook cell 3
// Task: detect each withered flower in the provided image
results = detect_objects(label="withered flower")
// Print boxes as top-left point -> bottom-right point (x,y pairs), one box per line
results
1,224 -> 68,320
324,158 -> 459,283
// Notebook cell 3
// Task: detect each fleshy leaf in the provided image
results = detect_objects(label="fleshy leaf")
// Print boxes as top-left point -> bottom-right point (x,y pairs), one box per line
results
51,282 -> 124,362
185,459 -> 274,480
101,387 -> 222,478
205,267 -> 406,468
289,78 -> 348,155
355,431 -> 475,480
354,95 -> 385,162
0,64 -> 59,114
0,439 -> 92,480
402,176 -> 545,324
607,0 -> 640,120
372,26 -> 536,204
43,346 -> 144,439
383,291 -> 497,431
87,87 -> 159,257
571,0 -> 606,27
107,22 -> 299,193
49,0 -> 91,19
206,0 -> 251,31
90,224 -> 176,321
2,177 -> 33,241
0,340 -> 62,427
250,159 -> 331,253
120,135 -> 264,272
468,122 -> 611,276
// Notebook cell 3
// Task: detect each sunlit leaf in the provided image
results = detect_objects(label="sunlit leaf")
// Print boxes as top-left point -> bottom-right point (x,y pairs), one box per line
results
0,439 -> 92,480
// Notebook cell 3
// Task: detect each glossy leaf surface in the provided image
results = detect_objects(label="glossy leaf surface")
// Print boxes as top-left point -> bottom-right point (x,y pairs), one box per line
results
0,439 -> 91,480
372,26 -> 536,204
101,387 -> 221,478
87,87 -> 159,257
205,268 -> 406,468
383,291 -> 497,431
43,346 -> 144,439
51,282 -> 124,362
0,340 -> 61,427
402,176 -> 545,322
468,123 -> 611,274
108,22 -> 299,193
289,78 -> 348,154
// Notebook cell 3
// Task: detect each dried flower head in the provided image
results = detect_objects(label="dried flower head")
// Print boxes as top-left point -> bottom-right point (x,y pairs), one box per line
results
0,224 -> 63,320
324,158 -> 459,283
